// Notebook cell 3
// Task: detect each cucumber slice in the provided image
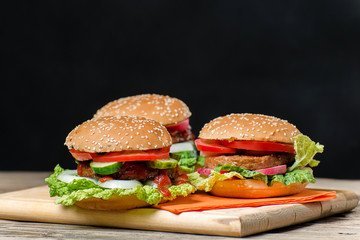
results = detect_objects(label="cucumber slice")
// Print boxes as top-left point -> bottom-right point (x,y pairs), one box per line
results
179,165 -> 195,173
170,150 -> 197,160
147,159 -> 178,169
170,141 -> 196,153
90,161 -> 123,175
56,170 -> 142,189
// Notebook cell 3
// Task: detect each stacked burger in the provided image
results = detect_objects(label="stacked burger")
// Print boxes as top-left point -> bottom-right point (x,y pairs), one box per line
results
46,115 -> 196,210
189,113 -> 324,198
94,94 -> 202,173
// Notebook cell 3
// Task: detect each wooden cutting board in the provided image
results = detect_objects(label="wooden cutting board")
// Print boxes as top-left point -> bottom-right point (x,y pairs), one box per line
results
0,186 -> 358,237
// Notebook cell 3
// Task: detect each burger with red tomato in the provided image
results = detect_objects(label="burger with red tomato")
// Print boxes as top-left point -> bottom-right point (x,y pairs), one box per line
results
189,113 -> 324,198
94,94 -> 201,173
45,115 -> 196,210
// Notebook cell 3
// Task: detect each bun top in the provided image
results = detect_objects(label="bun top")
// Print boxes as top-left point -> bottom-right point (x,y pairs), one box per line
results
199,113 -> 301,144
94,94 -> 191,126
65,115 -> 172,153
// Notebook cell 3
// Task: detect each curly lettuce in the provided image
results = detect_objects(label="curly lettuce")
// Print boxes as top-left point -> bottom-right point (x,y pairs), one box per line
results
45,165 -> 196,206
288,134 -> 324,171
188,168 -> 315,191
172,150 -> 205,173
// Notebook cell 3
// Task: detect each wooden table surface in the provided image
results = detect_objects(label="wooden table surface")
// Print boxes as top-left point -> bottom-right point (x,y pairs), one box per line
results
0,171 -> 359,239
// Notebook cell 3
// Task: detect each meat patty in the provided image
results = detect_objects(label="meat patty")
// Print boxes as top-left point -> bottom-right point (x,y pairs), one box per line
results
169,126 -> 195,143
77,162 -> 96,178
77,161 -> 178,181
111,162 -> 178,181
204,153 -> 295,170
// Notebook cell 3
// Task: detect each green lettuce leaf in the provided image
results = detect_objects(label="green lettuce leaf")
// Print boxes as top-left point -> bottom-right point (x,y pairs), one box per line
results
270,168 -> 315,185
196,156 -> 205,167
288,134 -> 324,171
55,183 -> 196,206
45,165 -> 105,197
45,165 -> 196,206
188,168 -> 316,192
178,157 -> 197,172
170,150 -> 197,160
213,164 -> 268,184
172,150 -> 207,172
213,164 -> 265,178
188,171 -> 245,192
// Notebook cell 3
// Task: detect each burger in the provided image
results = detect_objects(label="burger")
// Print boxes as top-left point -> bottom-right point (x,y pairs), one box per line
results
45,115 -> 196,210
94,94 -> 201,173
188,113 -> 324,198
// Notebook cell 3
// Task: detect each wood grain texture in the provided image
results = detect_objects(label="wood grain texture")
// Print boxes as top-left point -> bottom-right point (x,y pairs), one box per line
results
0,172 -> 359,239
0,185 -> 357,237
0,219 -> 233,240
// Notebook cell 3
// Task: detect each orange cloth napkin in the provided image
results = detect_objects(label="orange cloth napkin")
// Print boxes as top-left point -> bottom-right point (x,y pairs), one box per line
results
153,189 -> 337,214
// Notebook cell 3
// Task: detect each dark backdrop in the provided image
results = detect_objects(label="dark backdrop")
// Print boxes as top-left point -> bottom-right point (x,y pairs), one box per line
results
3,1 -> 360,179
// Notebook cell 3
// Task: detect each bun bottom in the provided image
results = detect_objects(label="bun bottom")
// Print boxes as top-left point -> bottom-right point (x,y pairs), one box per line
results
75,195 -> 150,210
210,179 -> 308,198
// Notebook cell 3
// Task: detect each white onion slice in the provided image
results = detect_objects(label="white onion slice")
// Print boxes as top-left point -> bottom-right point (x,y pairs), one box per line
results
57,170 -> 97,184
98,180 -> 142,189
57,170 -> 143,189
170,141 -> 195,153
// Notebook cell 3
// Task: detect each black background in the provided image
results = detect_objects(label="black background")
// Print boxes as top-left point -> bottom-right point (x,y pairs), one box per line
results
3,1 -> 360,179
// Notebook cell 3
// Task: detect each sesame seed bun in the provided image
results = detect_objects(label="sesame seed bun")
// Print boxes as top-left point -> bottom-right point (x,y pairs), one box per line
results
210,179 -> 307,198
74,195 -> 151,210
93,94 -> 192,126
65,115 -> 172,153
199,113 -> 301,144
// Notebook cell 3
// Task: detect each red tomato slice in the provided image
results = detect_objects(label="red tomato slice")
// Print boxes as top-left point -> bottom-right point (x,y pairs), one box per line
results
70,147 -> 171,163
199,151 -> 223,157
166,118 -> 189,132
221,140 -> 295,154
195,139 -> 237,153
92,147 -> 170,162
70,149 -> 94,161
